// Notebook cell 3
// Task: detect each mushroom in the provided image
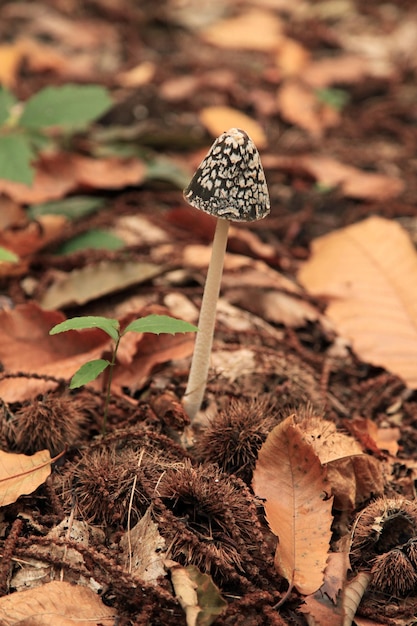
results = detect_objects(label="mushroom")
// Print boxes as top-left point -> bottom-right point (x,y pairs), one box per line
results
182,128 -> 270,421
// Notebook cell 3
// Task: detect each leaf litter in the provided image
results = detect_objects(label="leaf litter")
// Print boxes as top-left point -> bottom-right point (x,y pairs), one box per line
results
1,0 -> 417,625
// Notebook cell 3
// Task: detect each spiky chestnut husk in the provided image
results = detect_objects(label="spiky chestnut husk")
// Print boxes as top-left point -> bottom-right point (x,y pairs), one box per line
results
2,392 -> 89,456
195,398 -> 277,484
153,460 -> 277,585
350,497 -> 417,598
58,430 -> 189,528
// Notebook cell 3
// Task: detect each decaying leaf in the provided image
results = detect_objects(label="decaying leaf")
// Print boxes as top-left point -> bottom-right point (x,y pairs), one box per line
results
0,449 -> 51,507
39,259 -> 164,309
168,561 -> 227,626
119,508 -> 166,583
298,216 -> 417,388
0,580 -> 116,626
252,415 -> 334,595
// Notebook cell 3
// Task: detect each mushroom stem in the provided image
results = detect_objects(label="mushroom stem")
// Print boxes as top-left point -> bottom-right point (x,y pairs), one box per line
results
183,217 -> 230,421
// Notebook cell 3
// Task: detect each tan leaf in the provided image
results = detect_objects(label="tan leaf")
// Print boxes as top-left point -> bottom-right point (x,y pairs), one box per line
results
199,106 -> 267,148
0,580 -> 116,626
0,449 -> 51,507
275,37 -> 311,77
0,43 -> 23,87
298,216 -> 417,388
298,155 -> 404,201
277,80 -> 340,138
39,260 -> 163,310
200,9 -> 284,52
252,415 -> 333,595
302,55 -> 370,88
119,508 -> 166,583
117,61 -> 156,87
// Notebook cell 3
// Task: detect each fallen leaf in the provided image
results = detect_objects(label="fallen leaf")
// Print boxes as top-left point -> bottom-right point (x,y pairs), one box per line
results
0,580 -> 116,626
119,508 -> 166,583
275,37 -> 311,77
0,214 -> 67,256
298,216 -> 417,388
0,154 -> 146,204
0,43 -> 23,87
302,54 -> 370,88
200,9 -> 284,52
117,61 -> 156,87
277,80 -> 341,138
39,260 -> 164,310
0,449 -> 51,507
168,562 -> 227,626
199,106 -> 267,148
252,415 -> 334,595
298,155 -> 404,201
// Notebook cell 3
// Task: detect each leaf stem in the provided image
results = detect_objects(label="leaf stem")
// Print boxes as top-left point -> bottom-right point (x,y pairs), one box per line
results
102,336 -> 120,434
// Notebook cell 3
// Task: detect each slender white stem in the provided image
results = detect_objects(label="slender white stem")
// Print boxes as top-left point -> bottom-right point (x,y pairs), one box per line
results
183,218 -> 230,421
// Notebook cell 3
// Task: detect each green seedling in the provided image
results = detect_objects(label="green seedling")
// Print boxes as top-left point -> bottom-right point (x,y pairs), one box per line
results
50,314 -> 198,433
0,84 -> 112,185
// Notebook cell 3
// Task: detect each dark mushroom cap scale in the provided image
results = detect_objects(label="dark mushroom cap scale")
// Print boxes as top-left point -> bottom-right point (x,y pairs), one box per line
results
184,128 -> 270,222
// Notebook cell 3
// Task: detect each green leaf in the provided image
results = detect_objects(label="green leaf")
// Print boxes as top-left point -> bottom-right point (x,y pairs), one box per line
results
0,134 -> 34,184
28,196 -> 105,220
19,84 -> 112,130
123,314 -> 198,336
146,157 -> 190,189
56,229 -> 124,254
49,316 -> 120,342
0,87 -> 17,126
70,359 -> 110,389
316,87 -> 349,111
0,246 -> 18,262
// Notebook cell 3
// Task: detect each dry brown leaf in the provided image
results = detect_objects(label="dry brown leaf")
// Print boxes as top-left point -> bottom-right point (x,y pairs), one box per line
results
199,106 -> 267,148
302,55 -> 369,88
119,508 -> 166,583
252,415 -> 333,595
200,9 -> 284,52
277,80 -> 341,138
298,155 -> 404,201
117,61 -> 156,87
298,216 -> 417,388
275,37 -> 311,77
0,303 -> 112,402
39,260 -> 163,310
0,215 -> 67,256
0,580 -> 116,626
0,449 -> 51,507
0,154 -> 146,204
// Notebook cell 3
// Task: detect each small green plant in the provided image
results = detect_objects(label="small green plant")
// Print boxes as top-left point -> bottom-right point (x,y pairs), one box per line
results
50,314 -> 198,433
0,84 -> 112,185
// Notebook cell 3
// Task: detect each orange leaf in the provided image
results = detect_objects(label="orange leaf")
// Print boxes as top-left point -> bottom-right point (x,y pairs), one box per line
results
298,216 -> 417,388
0,580 -> 116,625
0,449 -> 51,506
252,415 -> 333,595
200,9 -> 284,52
199,106 -> 267,148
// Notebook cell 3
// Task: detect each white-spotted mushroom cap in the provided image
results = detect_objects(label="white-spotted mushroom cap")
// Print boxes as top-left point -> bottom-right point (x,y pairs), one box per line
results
184,128 -> 270,222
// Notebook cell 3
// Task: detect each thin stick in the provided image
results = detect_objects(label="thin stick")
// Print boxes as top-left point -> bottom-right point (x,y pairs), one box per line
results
183,218 -> 230,421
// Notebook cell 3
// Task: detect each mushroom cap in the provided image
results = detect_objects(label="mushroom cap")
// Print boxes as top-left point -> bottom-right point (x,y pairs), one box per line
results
183,127 -> 270,222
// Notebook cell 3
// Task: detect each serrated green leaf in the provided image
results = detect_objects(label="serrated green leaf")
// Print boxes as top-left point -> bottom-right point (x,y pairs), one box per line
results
49,316 -> 120,342
19,84 -> 112,130
70,359 -> 110,389
28,196 -> 105,220
0,246 -> 18,262
123,314 -> 198,336
0,134 -> 34,184
56,229 -> 124,254
0,87 -> 17,126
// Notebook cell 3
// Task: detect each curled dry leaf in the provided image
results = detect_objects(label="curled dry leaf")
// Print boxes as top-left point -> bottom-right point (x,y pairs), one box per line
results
0,449 -> 51,507
119,508 -> 166,583
252,415 -> 333,595
298,216 -> 417,388
0,580 -> 116,626
199,106 -> 267,148
0,214 -> 67,257
342,572 -> 372,626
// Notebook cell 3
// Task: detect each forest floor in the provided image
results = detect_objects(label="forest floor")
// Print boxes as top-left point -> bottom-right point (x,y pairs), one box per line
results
0,1 -> 417,625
